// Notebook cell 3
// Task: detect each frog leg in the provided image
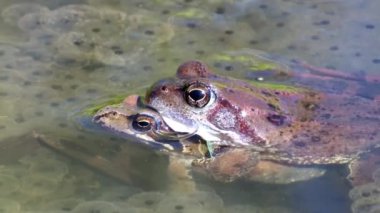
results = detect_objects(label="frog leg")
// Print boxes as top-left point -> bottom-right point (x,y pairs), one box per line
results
348,149 -> 380,186
244,160 -> 326,184
299,62 -> 366,82
296,61 -> 380,99
191,141 -> 326,184
33,132 -> 133,183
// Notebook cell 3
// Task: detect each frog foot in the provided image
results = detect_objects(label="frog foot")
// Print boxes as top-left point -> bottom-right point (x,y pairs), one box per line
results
167,155 -> 197,193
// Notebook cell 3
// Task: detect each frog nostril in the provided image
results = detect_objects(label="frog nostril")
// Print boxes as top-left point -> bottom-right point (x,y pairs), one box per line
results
161,86 -> 168,92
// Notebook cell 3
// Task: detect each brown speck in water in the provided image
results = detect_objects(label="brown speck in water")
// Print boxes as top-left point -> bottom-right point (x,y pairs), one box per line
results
144,200 -> 154,206
225,30 -> 234,35
365,24 -> 375,29
329,46 -> 339,51
311,35 -> 320,40
162,10 -> 170,15
111,46 -> 124,55
144,30 -> 155,35
24,81 -> 32,86
65,74 -> 74,80
59,123 -> 67,128
215,7 -> 225,14
319,20 -> 330,25
186,22 -> 197,29
50,102 -> 60,107
51,85 -> 63,90
14,115 -> 25,123
73,40 -> 83,46
92,28 -> 100,33
287,45 -> 296,50
196,50 -> 205,55
249,40 -> 258,45
175,205 -> 184,210
224,65 -> 233,71
35,111 -> 44,116
87,89 -> 97,94
276,22 -> 284,27
70,85 -> 78,90
143,65 -> 152,71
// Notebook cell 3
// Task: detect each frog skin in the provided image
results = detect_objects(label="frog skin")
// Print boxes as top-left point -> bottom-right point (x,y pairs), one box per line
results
92,95 -> 326,184
145,60 -> 380,185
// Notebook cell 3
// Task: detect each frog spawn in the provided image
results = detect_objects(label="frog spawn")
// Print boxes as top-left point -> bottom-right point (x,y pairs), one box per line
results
2,3 -> 174,67
0,148 -> 69,211
125,191 -> 224,213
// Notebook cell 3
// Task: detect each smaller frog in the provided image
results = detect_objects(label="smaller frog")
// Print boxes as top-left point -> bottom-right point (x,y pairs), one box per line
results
93,95 -> 208,158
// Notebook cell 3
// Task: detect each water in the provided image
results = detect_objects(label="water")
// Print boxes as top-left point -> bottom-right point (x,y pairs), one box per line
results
0,0 -> 378,212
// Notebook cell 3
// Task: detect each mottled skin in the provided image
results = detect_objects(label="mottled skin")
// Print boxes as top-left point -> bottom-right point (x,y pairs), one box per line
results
146,61 -> 380,185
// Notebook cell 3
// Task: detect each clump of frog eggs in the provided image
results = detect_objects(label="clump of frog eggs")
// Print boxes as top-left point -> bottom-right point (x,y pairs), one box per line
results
0,145 -> 236,212
1,3 -> 173,67
0,146 -> 292,212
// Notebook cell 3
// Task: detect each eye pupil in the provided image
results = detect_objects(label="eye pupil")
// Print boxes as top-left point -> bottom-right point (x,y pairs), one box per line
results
189,89 -> 205,101
132,116 -> 154,132
138,120 -> 150,127
185,82 -> 211,108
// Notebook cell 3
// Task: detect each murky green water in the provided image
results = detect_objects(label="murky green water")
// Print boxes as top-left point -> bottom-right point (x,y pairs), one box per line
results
0,0 -> 379,212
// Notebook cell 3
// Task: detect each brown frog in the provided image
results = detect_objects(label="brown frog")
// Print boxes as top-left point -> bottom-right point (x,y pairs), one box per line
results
145,60 -> 380,185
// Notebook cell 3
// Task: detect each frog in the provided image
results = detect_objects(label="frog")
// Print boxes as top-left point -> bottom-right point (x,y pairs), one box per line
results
144,60 -> 380,186
93,95 -> 326,185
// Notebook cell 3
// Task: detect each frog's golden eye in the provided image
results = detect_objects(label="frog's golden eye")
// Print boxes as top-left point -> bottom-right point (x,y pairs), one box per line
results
132,115 -> 155,132
185,82 -> 211,108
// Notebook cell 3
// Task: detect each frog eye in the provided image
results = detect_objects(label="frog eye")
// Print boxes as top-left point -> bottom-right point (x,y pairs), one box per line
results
185,82 -> 211,108
132,115 -> 155,132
